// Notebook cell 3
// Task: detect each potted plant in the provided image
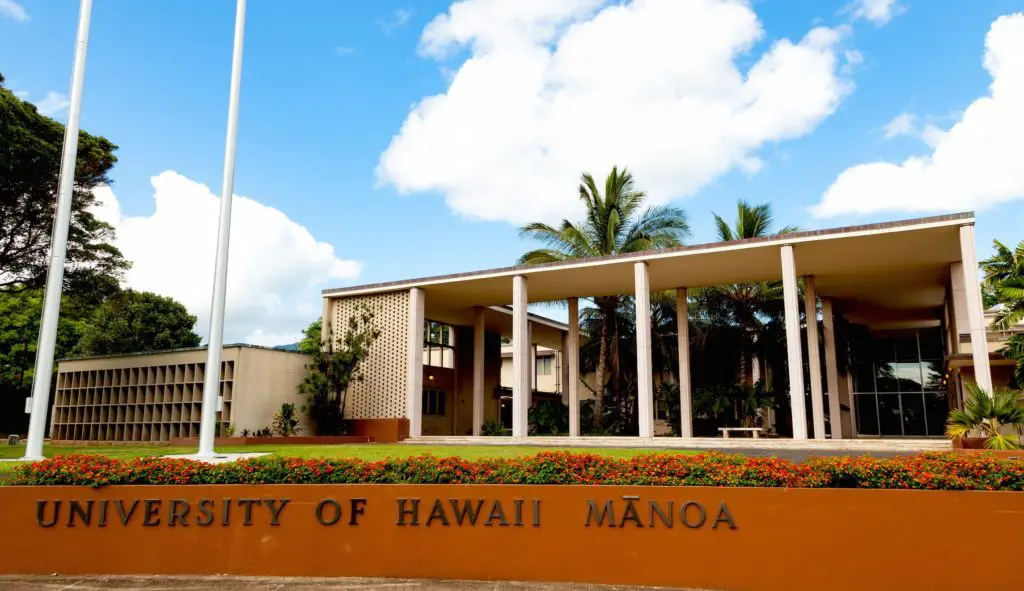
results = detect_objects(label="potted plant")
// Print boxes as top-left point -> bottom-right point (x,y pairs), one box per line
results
946,383 -> 1024,450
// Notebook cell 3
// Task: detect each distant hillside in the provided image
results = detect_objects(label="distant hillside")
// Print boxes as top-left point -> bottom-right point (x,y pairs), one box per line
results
274,343 -> 300,352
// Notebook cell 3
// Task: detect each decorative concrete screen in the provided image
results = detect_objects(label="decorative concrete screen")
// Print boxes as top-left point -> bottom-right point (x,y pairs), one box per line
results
331,290 -> 409,419
51,360 -> 234,443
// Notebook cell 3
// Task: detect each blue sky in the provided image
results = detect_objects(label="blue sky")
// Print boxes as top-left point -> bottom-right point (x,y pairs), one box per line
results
2,0 -> 1023,344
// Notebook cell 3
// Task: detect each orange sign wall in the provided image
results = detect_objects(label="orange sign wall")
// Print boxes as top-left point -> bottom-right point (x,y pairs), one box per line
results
1,484 -> 1021,591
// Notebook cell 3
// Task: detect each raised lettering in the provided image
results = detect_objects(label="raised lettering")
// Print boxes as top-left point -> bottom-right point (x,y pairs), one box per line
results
238,499 -> 259,526
169,500 -> 190,527
36,501 -> 60,528
713,502 -> 737,530
513,499 -> 524,526
680,501 -> 706,529
427,499 -> 450,526
618,496 -> 643,528
449,499 -> 484,526
143,500 -> 161,527
68,500 -> 93,527
585,500 -> 616,528
396,499 -> 419,526
267,499 -> 290,526
316,499 -> 342,526
348,498 -> 367,526
97,500 -> 109,527
221,498 -> 231,526
532,499 -> 541,527
116,500 -> 139,526
484,500 -> 509,526
649,500 -> 673,528
196,499 -> 215,526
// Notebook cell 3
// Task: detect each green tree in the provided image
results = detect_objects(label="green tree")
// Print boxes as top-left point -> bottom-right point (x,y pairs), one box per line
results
980,239 -> 1024,385
0,73 -> 129,295
73,290 -> 201,356
518,166 -> 689,428
299,305 -> 380,435
696,199 -> 796,388
297,319 -> 322,354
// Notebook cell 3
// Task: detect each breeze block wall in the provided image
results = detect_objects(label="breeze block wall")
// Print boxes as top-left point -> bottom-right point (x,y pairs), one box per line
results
328,290 -> 410,420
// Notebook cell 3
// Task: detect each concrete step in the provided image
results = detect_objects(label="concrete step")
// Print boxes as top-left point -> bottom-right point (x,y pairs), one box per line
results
404,435 -> 952,452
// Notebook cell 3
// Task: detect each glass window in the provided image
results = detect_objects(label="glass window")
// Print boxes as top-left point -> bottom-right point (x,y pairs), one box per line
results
875,362 -> 900,393
922,362 -> 944,391
853,362 -> 875,393
536,357 -> 553,376
870,338 -> 895,363
894,335 -> 919,362
892,362 -> 923,392
422,389 -> 447,416
924,392 -> 949,437
856,394 -> 879,435
918,328 -> 944,359
900,393 -> 927,436
877,394 -> 904,436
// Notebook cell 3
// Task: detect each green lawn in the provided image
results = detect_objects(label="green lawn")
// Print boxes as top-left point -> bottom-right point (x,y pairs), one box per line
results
0,443 -> 697,474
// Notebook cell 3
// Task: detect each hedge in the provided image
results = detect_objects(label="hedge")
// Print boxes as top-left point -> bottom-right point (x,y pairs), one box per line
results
6,452 -> 1024,490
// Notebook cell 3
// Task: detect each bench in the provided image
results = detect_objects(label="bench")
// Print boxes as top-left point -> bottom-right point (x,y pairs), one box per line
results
718,427 -> 763,439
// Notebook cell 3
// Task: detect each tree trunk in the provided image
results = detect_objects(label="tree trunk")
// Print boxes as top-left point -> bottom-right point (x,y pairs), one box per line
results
593,313 -> 607,429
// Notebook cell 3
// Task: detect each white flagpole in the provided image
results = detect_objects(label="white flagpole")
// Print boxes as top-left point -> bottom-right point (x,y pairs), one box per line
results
22,0 -> 94,461
197,0 -> 247,459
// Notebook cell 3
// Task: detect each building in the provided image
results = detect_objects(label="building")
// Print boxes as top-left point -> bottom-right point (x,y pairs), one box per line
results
51,345 -> 310,442
323,212 -> 1006,441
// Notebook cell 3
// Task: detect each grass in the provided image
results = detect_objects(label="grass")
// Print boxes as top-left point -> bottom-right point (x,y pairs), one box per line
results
0,443 -> 698,474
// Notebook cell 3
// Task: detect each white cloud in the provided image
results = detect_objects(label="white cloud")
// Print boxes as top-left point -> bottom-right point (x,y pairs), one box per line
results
813,13 -> 1024,218
33,91 -> 69,117
0,0 -> 28,22
882,113 -> 916,138
91,171 -> 362,346
378,0 -> 856,225
334,46 -> 357,56
377,8 -> 412,33
847,0 -> 904,26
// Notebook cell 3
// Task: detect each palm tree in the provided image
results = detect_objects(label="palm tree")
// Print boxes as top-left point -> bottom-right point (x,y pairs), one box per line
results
518,167 -> 690,429
696,200 -> 796,388
946,383 -> 1024,449
980,239 -> 1024,386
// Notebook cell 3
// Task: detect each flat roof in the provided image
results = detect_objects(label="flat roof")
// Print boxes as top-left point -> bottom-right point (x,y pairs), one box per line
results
325,212 -> 974,333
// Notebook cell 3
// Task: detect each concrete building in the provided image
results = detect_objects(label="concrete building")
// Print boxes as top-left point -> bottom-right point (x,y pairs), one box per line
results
323,213 -> 1006,441
51,345 -> 310,442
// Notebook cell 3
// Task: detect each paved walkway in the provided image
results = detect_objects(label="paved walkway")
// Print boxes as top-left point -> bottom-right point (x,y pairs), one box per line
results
0,576 -> 689,590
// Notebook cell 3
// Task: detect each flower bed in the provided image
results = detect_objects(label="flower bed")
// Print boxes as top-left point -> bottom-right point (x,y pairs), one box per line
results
7,451 -> 1024,490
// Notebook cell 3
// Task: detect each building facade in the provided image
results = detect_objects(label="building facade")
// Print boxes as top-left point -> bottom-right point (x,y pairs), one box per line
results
323,213 -> 1002,441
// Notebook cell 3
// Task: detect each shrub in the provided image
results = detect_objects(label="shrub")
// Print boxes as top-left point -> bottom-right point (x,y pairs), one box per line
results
8,452 -> 1024,490
481,421 -> 507,436
272,403 -> 301,437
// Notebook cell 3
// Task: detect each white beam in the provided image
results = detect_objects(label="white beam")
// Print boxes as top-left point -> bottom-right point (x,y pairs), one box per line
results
675,288 -> 693,438
567,297 -> 580,437
635,262 -> 654,438
512,276 -> 530,437
406,288 -> 425,437
803,276 -> 826,440
23,0 -> 94,461
781,245 -> 809,440
472,307 -> 485,436
821,297 -> 843,439
959,225 -> 993,394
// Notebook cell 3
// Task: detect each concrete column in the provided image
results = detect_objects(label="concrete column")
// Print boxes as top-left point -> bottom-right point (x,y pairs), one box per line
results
472,307 -> 485,436
635,261 -> 654,438
959,225 -> 993,394
820,297 -> 843,439
406,288 -> 425,438
529,324 -> 536,407
567,297 -> 580,437
781,245 -> 808,440
844,372 -> 857,437
803,276 -> 826,440
675,288 -> 693,438
512,275 -> 530,437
